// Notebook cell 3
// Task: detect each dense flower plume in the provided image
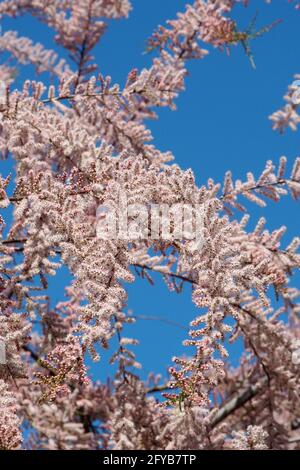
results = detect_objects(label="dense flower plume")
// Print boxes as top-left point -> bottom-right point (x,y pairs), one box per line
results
0,0 -> 299,450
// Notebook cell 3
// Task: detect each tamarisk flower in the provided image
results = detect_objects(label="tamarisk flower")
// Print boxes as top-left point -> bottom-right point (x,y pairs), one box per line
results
226,425 -> 269,450
0,31 -> 72,78
0,0 -> 299,451
270,75 -> 300,133
0,379 -> 22,450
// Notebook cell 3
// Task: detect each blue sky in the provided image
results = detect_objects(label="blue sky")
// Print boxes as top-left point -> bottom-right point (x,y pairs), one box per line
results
1,1 -> 300,383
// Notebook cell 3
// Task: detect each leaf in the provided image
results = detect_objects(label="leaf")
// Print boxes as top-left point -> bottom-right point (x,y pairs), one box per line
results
241,39 -> 256,69
236,14 -> 282,69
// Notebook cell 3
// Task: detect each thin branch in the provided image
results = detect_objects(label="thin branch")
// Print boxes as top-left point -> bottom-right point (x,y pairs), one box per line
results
73,0 -> 95,89
131,314 -> 189,331
134,263 -> 195,285
41,91 -> 122,104
22,344 -> 56,376
221,178 -> 298,201
146,383 -> 173,394
288,436 -> 300,444
5,176 -> 297,206
210,376 -> 268,429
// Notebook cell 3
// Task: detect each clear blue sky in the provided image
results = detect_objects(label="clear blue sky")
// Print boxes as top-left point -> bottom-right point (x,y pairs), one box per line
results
1,1 -> 300,383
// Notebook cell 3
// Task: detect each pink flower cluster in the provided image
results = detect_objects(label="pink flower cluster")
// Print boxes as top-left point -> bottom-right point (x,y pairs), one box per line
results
0,0 -> 299,451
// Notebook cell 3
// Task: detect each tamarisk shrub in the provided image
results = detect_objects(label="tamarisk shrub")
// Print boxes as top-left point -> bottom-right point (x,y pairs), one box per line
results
0,0 -> 299,450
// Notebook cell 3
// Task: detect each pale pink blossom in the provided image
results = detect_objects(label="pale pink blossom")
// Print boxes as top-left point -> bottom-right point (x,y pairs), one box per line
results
0,0 -> 299,451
